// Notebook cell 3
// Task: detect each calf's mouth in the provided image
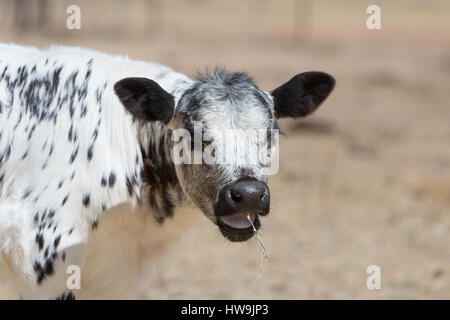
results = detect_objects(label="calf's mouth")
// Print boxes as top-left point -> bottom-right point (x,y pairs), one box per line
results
213,177 -> 269,242
217,212 -> 261,242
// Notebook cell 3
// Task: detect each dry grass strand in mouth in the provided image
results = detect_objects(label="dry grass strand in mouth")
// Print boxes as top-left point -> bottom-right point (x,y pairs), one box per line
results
247,214 -> 270,284
247,215 -> 270,259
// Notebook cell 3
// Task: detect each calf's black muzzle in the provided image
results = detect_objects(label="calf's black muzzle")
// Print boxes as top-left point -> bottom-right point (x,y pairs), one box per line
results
214,177 -> 270,218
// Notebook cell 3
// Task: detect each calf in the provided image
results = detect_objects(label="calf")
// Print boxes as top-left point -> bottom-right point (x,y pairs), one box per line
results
0,43 -> 334,299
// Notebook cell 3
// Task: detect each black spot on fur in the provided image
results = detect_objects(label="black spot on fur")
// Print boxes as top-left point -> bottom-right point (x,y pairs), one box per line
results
68,125 -> 75,142
35,234 -> 44,251
108,172 -> 116,188
43,259 -> 55,277
54,235 -> 61,248
23,187 -> 33,199
56,291 -> 75,300
33,261 -> 46,284
69,145 -> 79,164
82,193 -> 90,207
126,176 -> 134,196
87,144 -> 94,161
56,293 -> 65,300
66,292 -> 76,300
62,194 -> 69,206
101,176 -> 107,187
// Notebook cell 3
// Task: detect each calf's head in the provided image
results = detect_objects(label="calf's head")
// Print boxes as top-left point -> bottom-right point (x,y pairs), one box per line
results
115,70 -> 335,242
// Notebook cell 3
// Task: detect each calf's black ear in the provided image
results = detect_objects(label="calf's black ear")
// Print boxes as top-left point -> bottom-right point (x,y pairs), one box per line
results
114,77 -> 174,124
271,72 -> 335,118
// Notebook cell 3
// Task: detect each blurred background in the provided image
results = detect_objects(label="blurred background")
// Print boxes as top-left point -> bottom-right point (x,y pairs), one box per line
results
0,0 -> 449,299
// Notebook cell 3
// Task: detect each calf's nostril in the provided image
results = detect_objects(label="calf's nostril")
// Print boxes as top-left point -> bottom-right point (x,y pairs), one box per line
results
230,191 -> 242,203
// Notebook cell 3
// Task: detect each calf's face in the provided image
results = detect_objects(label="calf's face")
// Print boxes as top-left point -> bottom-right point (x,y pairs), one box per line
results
115,71 -> 335,242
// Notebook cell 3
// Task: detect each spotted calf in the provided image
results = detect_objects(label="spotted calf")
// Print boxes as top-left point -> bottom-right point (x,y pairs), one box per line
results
0,43 -> 334,299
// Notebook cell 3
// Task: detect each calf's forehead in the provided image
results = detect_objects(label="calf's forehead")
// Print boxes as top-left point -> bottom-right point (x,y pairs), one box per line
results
201,100 -> 273,132
178,70 -> 274,129
183,92 -> 274,134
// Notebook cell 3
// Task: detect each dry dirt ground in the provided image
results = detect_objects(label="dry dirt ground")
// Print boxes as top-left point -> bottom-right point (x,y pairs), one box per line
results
0,0 -> 449,299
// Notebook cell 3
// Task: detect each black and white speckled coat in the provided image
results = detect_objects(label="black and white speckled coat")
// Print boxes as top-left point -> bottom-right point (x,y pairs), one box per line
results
0,43 -> 335,299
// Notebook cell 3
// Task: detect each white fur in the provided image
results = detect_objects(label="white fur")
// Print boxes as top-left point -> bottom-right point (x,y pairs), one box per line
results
0,43 -> 195,299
